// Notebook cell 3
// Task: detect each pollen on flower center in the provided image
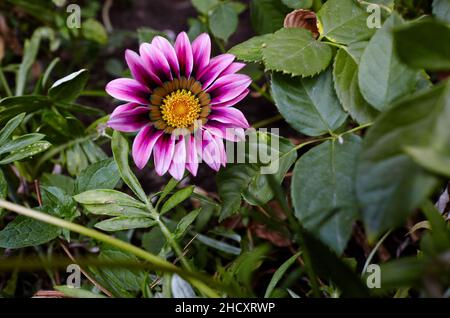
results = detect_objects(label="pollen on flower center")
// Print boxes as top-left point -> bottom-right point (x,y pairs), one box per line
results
160,89 -> 201,128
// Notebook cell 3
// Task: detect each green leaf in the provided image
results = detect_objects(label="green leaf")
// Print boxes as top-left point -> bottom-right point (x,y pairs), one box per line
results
356,82 -> 450,239
333,44 -> 379,124
0,216 -> 60,249
0,169 -> 7,215
82,19 -> 108,45
54,285 -> 106,298
250,0 -> 290,34
433,0 -> 450,23
262,28 -> 333,77
421,201 -> 450,254
74,189 -> 146,208
301,228 -> 370,297
0,95 -> 52,122
0,141 -> 51,165
404,145 -> 450,178
393,19 -> 450,72
217,132 -> 297,220
271,68 -> 347,136
89,246 -> 146,297
41,173 -> 75,195
264,252 -> 300,298
161,186 -> 194,215
0,113 -> 25,146
282,0 -> 313,9
228,34 -> 274,63
292,135 -> 361,254
196,234 -> 241,255
75,159 -> 120,194
209,3 -> 238,42
0,133 -> 44,156
156,178 -> 179,208
192,0 -> 219,14
111,131 -> 148,203
137,27 -> 169,44
142,228 -> 166,254
48,69 -> 88,103
41,186 -> 77,219
174,208 -> 201,239
318,0 -> 375,45
81,204 -> 149,217
358,14 -> 421,111
65,143 -> 88,176
95,217 -> 155,232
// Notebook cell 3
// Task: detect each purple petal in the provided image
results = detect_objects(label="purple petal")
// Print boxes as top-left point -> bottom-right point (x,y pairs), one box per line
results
201,130 -> 221,171
211,89 -> 249,107
186,134 -> 199,176
132,125 -> 163,169
197,54 -> 235,89
125,50 -> 155,87
192,33 -> 211,76
168,136 -> 187,180
206,74 -> 252,105
152,36 -> 180,78
220,62 -> 246,76
108,103 -> 149,132
209,107 -> 250,128
205,122 -> 246,142
175,32 -> 194,78
154,134 -> 176,176
140,43 -> 172,83
106,78 -> 151,105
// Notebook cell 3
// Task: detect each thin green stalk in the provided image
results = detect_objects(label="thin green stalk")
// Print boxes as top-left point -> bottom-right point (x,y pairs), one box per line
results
252,114 -> 284,129
361,230 -> 392,275
0,67 -> 12,97
251,82 -> 274,103
0,199 -> 220,298
342,122 -> 373,136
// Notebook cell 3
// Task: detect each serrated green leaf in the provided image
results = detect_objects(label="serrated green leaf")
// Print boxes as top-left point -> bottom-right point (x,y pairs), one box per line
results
228,34 -> 274,63
0,141 -> 51,165
271,68 -> 347,136
358,14 -> 421,111
161,186 -> 194,215
262,28 -> 333,77
292,135 -> 361,254
394,19 -> 450,72
0,216 -> 60,249
75,159 -> 120,194
95,217 -> 155,232
333,45 -> 379,124
318,0 -> 375,45
48,69 -> 88,102
356,82 -> 450,239
209,3 -> 238,42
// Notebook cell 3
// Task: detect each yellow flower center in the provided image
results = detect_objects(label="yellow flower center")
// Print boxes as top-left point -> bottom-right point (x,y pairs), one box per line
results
160,89 -> 201,128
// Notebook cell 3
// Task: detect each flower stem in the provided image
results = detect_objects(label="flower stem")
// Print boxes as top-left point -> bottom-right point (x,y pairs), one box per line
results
251,82 -> 274,103
0,67 -> 12,97
252,114 -> 284,129
0,199 -> 219,298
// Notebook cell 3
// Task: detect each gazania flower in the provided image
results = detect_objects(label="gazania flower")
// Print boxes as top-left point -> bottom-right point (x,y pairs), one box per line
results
106,32 -> 251,180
